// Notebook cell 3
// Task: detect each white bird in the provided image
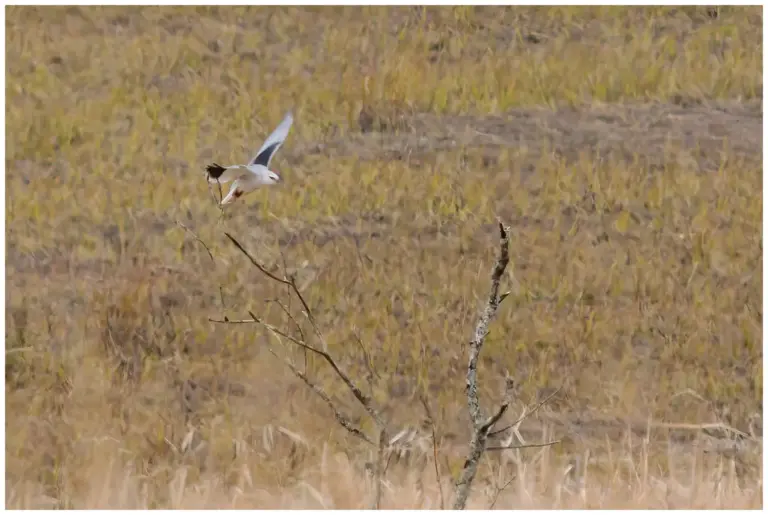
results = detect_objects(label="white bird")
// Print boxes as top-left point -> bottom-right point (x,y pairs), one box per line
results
205,112 -> 294,205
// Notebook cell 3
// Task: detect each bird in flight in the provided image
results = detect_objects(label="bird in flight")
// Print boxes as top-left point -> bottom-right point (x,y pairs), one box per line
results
206,112 -> 294,206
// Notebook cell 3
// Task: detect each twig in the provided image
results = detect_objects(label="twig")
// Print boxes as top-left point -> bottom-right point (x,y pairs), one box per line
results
208,318 -> 255,324
480,378 -> 514,434
249,310 -> 384,429
206,177 -> 222,206
224,232 -> 314,323
176,220 -> 227,310
226,231 -> 330,356
206,177 -> 226,225
489,385 -> 563,438
176,221 -> 215,263
488,476 -> 515,510
276,240 -> 294,310
266,347 -> 373,446
487,440 -> 561,451
267,298 -> 307,345
268,297 -> 309,370
371,427 -> 387,509
420,395 -> 445,510
652,422 -> 753,440
353,328 -> 381,391
226,230 -> 327,359
248,311 -> 307,347
225,232 -> 293,286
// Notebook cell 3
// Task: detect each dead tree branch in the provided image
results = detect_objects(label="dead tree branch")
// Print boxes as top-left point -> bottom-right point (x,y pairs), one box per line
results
486,440 -> 561,452
176,221 -> 227,310
371,427 -> 387,509
487,475 -> 516,510
217,230 -> 391,507
208,221 -> 563,510
488,385 -> 563,438
452,221 -> 512,510
208,318 -> 255,324
421,395 -> 445,510
454,374 -> 515,509
465,221 -> 510,427
248,310 -> 384,428
452,221 -> 561,509
224,232 -> 314,323
268,298 -> 307,343
267,347 -> 374,446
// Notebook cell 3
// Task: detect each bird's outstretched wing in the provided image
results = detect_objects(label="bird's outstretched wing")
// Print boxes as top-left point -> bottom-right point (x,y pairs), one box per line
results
248,112 -> 294,168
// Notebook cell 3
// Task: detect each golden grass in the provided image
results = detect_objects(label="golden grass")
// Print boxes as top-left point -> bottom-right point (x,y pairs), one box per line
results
5,6 -> 763,509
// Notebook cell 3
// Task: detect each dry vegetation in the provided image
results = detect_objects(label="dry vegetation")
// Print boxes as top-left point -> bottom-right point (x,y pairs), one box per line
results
5,5 -> 763,509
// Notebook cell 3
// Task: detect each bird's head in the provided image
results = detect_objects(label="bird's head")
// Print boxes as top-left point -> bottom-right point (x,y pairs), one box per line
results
267,171 -> 281,184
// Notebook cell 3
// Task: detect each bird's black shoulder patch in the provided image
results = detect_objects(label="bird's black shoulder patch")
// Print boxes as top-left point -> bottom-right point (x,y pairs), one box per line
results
206,163 -> 227,179
251,142 -> 281,168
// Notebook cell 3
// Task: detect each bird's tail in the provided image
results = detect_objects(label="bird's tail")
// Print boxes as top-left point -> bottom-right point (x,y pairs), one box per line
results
206,163 -> 227,181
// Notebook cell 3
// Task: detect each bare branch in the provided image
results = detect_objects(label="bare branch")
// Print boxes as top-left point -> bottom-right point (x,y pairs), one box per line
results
224,232 -> 293,286
454,374 -> 514,510
480,376 -> 515,434
488,476 -> 516,510
206,178 -> 226,223
267,298 -> 309,369
453,429 -> 485,509
176,221 -> 215,263
353,328 -> 381,390
249,310 -> 384,429
466,220 -> 510,427
224,232 -> 314,321
453,220 -> 512,510
489,385 -> 562,438
267,298 -> 307,344
203,229 -> 392,505
371,427 -> 387,509
267,347 -> 374,446
176,220 -> 227,310
208,318 -> 256,324
206,177 -> 223,207
288,273 -> 318,328
420,395 -> 445,510
249,311 -> 312,348
486,440 -> 561,451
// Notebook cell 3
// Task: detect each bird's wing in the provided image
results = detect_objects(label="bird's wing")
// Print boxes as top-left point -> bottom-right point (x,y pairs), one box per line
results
206,164 -> 246,184
248,112 -> 294,168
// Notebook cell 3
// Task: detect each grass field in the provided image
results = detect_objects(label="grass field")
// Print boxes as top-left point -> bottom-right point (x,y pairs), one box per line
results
5,6 -> 763,509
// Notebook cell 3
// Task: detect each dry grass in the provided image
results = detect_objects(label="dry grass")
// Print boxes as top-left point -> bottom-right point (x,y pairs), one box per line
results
5,5 -> 763,509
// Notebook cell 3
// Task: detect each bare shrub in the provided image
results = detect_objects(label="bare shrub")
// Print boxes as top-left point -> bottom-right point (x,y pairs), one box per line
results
190,218 -> 560,508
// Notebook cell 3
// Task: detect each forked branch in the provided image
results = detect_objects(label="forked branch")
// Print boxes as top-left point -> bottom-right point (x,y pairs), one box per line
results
224,232 -> 314,323
453,220 -> 559,510
267,347 -> 374,446
248,310 -> 384,428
